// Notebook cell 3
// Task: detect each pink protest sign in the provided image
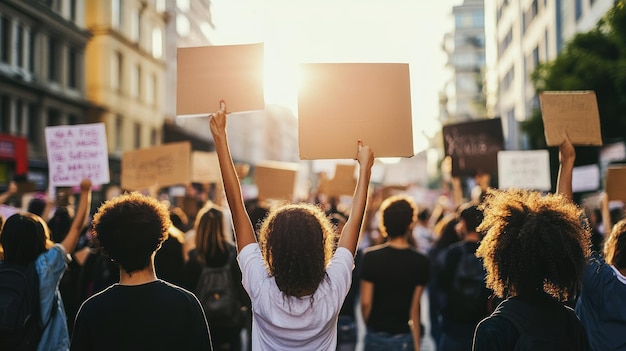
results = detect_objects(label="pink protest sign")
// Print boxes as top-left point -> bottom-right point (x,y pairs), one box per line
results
45,123 -> 110,187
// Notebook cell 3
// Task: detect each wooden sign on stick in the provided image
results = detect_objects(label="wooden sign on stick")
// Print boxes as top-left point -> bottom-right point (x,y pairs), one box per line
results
606,165 -> 626,202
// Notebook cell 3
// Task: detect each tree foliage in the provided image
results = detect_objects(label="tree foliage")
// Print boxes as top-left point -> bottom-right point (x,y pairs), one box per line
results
522,0 -> 626,149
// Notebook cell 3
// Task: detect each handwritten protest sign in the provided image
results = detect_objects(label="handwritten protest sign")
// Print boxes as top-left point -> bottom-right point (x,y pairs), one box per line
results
539,91 -> 602,146
121,142 -> 191,190
442,118 -> 504,177
254,161 -> 298,201
298,63 -> 414,159
572,164 -> 600,193
383,152 -> 428,187
606,165 -> 626,202
177,43 -> 265,116
191,151 -> 221,184
45,123 -> 110,187
497,150 -> 551,191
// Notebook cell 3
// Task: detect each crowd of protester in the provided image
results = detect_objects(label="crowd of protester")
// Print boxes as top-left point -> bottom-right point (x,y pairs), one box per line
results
0,110 -> 625,351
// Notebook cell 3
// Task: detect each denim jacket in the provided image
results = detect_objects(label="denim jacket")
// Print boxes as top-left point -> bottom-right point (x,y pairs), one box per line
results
35,244 -> 71,351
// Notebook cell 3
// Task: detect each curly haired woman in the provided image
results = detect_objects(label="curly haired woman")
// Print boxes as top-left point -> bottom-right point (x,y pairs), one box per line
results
472,135 -> 591,350
209,105 -> 374,350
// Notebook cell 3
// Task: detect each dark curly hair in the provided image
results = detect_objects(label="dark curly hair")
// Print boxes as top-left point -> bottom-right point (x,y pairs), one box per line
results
378,195 -> 416,239
258,202 -> 336,297
0,212 -> 53,264
92,192 -> 171,275
605,219 -> 626,269
476,188 -> 591,301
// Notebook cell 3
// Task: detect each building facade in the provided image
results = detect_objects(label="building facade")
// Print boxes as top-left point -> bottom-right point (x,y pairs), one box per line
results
488,0 -> 615,149
0,0 -> 94,190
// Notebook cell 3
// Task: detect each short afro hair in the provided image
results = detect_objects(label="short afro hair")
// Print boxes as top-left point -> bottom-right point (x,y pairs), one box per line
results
92,192 -> 171,274
378,195 -> 417,238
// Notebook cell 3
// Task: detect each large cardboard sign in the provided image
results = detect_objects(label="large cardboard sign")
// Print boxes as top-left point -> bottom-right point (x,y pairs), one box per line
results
539,91 -> 602,146
497,150 -> 551,191
45,123 -> 110,186
442,118 -> 504,177
191,151 -> 221,184
177,43 -> 265,116
324,164 -> 357,197
606,165 -> 626,202
298,63 -> 414,159
254,161 -> 298,201
121,142 -> 191,190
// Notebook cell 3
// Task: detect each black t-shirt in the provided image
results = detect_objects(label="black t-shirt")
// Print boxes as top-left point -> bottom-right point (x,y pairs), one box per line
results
70,280 -> 212,351
360,244 -> 430,334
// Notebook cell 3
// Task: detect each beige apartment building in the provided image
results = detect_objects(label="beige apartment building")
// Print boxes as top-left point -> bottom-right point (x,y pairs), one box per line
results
84,0 -> 167,161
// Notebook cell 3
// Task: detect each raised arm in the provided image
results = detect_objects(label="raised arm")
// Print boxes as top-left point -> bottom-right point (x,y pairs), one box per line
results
338,140 -> 374,255
0,181 -> 17,205
209,108 -> 256,253
556,132 -> 575,200
60,179 -> 92,254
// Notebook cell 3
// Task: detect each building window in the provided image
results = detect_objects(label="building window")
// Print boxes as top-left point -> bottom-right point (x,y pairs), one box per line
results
151,128 -> 158,146
499,28 -> 513,56
152,28 -> 162,59
147,73 -> 156,106
176,14 -> 190,37
16,24 -> 23,68
1,16 -> 10,63
575,0 -> 583,20
48,108 -> 62,126
112,0 -> 122,30
68,48 -> 78,88
15,100 -> 24,135
131,64 -> 141,99
48,38 -> 59,82
115,115 -> 123,152
27,103 -> 38,145
177,0 -> 190,12
70,0 -> 77,22
131,8 -> 140,42
0,96 -> 10,133
134,123 -> 141,149
472,10 -> 484,28
28,30 -> 35,72
503,66 -> 515,91
112,51 -> 123,92
156,0 -> 167,12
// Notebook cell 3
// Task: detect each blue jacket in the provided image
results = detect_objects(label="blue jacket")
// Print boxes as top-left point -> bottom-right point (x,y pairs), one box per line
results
575,252 -> 626,351
36,244 -> 71,351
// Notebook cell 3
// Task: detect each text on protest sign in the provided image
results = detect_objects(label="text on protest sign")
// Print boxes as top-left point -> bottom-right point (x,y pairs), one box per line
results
497,150 -> 551,191
539,91 -> 603,146
121,142 -> 191,190
45,123 -> 110,187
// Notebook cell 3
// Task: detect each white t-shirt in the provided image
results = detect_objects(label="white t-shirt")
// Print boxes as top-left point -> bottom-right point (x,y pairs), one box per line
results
238,243 -> 353,351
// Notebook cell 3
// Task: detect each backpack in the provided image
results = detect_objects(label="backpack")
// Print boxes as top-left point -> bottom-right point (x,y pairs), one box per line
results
492,298 -> 589,351
194,250 -> 244,329
448,243 -> 489,322
0,262 -> 45,351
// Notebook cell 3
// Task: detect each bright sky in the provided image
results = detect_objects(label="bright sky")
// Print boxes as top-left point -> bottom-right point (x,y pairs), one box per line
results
206,0 -> 461,154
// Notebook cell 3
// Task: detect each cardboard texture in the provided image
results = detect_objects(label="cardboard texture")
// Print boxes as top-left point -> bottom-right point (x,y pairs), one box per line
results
497,150 -> 551,191
45,123 -> 110,187
324,164 -> 357,197
121,142 -> 191,190
191,151 -> 221,184
176,43 -> 265,116
298,63 -> 414,159
442,118 -> 504,177
539,91 -> 603,146
254,161 -> 298,201
606,165 -> 626,201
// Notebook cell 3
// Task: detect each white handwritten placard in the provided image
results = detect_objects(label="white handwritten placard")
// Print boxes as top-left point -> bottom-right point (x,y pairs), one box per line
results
497,150 -> 551,191
45,123 -> 110,187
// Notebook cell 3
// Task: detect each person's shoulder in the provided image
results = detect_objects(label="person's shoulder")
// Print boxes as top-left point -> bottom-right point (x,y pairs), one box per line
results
363,243 -> 388,255
474,314 -> 518,349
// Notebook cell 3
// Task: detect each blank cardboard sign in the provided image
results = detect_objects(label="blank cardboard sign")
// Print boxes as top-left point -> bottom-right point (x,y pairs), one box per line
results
191,151 -> 221,184
177,43 -> 265,116
298,63 -> 414,160
539,91 -> 602,146
606,165 -> 626,202
121,142 -> 191,190
254,161 -> 298,202
325,164 -> 357,197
